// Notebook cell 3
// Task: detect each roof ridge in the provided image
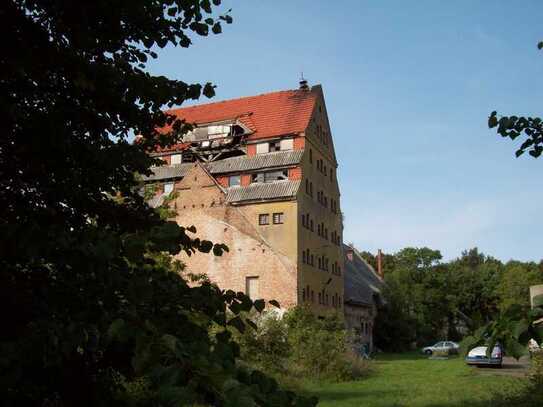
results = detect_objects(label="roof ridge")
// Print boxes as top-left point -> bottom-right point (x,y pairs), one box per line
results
166,88 -> 306,115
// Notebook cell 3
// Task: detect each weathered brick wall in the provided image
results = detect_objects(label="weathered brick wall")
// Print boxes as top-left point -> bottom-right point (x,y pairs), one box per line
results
344,303 -> 376,351
170,163 -> 298,309
293,135 -> 305,150
246,144 -> 256,156
288,167 -> 302,180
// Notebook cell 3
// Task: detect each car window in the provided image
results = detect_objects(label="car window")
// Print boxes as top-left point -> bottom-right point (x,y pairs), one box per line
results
435,342 -> 444,347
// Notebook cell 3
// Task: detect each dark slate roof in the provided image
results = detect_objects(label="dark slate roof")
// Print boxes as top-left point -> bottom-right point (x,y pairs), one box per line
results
226,180 -> 300,203
208,150 -> 303,174
143,164 -> 192,181
343,244 -> 384,306
142,150 -> 303,182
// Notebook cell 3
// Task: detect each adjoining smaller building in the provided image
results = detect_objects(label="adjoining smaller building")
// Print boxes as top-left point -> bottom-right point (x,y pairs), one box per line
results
343,244 -> 384,353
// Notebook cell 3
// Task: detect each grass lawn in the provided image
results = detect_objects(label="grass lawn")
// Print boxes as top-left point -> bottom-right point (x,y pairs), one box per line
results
304,352 -> 530,407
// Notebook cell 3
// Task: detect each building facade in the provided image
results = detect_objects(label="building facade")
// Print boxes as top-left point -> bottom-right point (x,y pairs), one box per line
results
143,82 -> 344,313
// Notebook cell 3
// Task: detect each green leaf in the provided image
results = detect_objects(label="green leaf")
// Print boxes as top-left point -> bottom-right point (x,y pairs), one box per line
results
212,22 -> 222,34
269,300 -> 281,308
253,299 -> 265,312
227,316 -> 245,333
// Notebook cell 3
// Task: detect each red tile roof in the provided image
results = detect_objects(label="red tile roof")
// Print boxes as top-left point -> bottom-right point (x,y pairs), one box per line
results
165,87 -> 318,140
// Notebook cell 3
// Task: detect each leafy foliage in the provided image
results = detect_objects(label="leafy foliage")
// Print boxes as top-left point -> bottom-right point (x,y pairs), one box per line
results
374,247 -> 542,351
0,1 -> 315,405
488,41 -> 542,158
235,307 -> 370,384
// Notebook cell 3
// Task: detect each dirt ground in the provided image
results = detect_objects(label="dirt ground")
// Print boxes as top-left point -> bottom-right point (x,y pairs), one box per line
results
471,356 -> 531,377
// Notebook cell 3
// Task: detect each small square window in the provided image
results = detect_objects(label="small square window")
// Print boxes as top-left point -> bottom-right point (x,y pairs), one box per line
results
228,175 -> 241,186
269,141 -> 281,152
258,214 -> 269,225
273,213 -> 284,224
170,154 -> 182,165
164,182 -> 174,194
256,142 -> 269,154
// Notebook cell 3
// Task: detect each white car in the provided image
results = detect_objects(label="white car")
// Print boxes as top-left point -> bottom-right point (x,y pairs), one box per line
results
465,345 -> 503,367
422,341 -> 460,355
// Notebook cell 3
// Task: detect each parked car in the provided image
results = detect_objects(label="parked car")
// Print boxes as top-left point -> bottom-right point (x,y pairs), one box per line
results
465,345 -> 503,367
421,341 -> 460,355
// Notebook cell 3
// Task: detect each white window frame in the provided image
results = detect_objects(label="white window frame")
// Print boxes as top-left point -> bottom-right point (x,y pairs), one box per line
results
164,182 -> 174,195
170,154 -> 182,165
256,142 -> 269,154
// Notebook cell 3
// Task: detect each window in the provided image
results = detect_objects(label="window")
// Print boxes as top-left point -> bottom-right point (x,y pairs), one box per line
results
269,141 -> 281,152
228,175 -> 241,186
280,138 -> 293,151
258,214 -> 269,225
246,276 -> 259,300
310,219 -> 314,231
302,250 -> 306,264
318,292 -> 322,304
170,154 -> 182,165
251,170 -> 288,183
301,214 -> 306,227
256,142 -> 269,154
302,288 -> 306,302
272,212 -> 284,224
311,290 -> 314,302
309,149 -> 313,164
164,182 -> 174,195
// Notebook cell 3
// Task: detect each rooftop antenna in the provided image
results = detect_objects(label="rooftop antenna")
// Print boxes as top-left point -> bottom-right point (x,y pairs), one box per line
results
299,72 -> 309,90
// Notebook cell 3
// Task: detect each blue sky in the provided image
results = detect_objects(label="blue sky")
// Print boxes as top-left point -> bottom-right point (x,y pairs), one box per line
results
147,0 -> 543,262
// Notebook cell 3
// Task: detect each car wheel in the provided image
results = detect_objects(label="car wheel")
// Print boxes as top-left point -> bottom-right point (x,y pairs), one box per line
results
424,349 -> 432,355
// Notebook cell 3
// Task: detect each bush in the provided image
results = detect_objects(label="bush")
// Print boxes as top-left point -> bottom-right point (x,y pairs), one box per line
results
235,306 -> 372,383
531,349 -> 543,387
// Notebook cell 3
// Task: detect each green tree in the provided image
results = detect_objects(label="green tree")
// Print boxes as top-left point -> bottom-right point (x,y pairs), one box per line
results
488,41 -> 542,157
0,1 -> 315,405
498,261 -> 543,311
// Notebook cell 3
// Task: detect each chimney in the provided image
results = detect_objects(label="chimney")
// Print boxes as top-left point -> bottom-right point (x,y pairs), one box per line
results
377,249 -> 384,279
299,76 -> 309,90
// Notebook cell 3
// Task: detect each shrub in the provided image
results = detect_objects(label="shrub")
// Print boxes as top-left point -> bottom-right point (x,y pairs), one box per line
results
235,306 -> 372,383
531,349 -> 543,387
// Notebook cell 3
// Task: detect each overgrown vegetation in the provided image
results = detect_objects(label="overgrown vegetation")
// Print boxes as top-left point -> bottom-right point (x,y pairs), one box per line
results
361,247 -> 543,351
234,307 -> 372,386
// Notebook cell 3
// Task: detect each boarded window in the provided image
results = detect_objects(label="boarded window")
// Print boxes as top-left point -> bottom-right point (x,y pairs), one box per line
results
164,182 -> 174,195
246,277 -> 259,300
273,212 -> 284,224
170,154 -> 182,165
280,138 -> 294,151
228,175 -> 241,186
256,142 -> 269,154
258,214 -> 269,225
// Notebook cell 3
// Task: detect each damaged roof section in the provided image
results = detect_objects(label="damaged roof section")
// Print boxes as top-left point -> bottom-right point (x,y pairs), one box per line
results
142,150 -> 303,182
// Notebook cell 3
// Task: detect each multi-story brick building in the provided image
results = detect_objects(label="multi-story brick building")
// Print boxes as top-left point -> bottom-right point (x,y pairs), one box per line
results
143,81 -> 344,313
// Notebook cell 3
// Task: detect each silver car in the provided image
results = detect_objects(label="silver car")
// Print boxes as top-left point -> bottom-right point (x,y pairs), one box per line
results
422,341 -> 460,355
